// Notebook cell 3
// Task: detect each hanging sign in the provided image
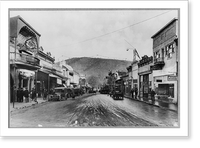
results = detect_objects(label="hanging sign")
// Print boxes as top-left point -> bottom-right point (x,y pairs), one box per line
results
57,79 -> 62,84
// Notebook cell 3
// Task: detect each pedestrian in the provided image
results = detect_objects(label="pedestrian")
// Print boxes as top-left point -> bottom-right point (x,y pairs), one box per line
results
32,87 -> 38,103
151,89 -> 156,101
17,88 -> 20,102
31,88 -> 36,101
23,87 -> 29,103
42,87 -> 45,99
44,89 -> 47,100
135,87 -> 138,99
19,88 -> 23,102
131,88 -> 134,99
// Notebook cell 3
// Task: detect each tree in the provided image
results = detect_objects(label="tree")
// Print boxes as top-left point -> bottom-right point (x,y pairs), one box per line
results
87,75 -> 100,88
106,71 -> 118,85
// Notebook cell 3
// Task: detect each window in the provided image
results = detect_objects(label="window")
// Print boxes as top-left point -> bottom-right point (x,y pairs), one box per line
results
156,79 -> 162,82
69,72 -> 73,76
154,50 -> 160,60
165,42 -> 175,58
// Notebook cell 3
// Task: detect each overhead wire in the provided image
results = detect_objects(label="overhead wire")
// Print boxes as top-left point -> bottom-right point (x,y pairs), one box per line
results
64,10 -> 172,47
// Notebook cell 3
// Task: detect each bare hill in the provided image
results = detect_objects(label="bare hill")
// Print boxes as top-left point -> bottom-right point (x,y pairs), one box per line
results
60,57 -> 131,87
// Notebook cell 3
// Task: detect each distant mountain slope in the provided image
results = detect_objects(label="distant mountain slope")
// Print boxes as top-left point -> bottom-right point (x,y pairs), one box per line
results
59,57 -> 132,87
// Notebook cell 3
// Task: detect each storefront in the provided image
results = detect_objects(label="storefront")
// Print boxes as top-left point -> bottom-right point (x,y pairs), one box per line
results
9,16 -> 41,103
37,70 -> 49,97
139,72 -> 153,99
153,75 -> 177,103
10,67 -> 38,102
138,55 -> 153,100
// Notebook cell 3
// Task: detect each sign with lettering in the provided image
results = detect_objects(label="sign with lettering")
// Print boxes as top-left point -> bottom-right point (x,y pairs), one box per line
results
168,76 -> 177,81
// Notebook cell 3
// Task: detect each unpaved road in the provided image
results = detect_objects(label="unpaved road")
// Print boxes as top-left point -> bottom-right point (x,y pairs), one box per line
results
10,94 -> 178,127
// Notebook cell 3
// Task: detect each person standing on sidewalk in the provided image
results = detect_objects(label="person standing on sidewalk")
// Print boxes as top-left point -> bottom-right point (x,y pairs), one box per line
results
151,89 -> 156,101
19,88 -> 23,102
24,87 -> 29,103
32,87 -> 38,104
135,87 -> 138,99
31,88 -> 36,101
43,89 -> 47,100
17,88 -> 20,102
131,88 -> 134,99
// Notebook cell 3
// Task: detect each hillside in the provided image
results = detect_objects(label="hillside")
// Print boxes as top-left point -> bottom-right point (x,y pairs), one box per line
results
60,57 -> 132,87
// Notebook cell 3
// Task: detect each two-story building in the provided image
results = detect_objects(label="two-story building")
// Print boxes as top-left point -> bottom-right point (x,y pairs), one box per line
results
10,16 -> 41,102
72,71 -> 80,87
55,60 -> 74,87
51,63 -> 66,88
151,18 -> 178,104
37,46 -> 56,97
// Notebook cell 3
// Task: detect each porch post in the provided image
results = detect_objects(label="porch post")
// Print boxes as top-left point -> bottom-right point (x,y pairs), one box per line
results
35,70 -> 38,99
48,74 -> 50,100
13,37 -> 17,108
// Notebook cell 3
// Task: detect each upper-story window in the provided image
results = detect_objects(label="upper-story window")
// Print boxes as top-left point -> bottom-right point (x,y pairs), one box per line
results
154,51 -> 160,59
165,42 -> 175,58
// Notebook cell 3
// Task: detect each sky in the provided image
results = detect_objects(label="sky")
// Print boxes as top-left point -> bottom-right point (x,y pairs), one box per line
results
10,9 -> 178,62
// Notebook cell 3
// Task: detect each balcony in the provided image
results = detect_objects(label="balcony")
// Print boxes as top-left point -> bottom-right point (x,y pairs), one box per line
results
151,57 -> 165,70
154,57 -> 164,63
10,52 -> 40,67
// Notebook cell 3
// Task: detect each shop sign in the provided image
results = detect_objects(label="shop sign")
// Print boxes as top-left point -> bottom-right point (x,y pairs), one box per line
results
168,76 -> 177,81
57,79 -> 62,84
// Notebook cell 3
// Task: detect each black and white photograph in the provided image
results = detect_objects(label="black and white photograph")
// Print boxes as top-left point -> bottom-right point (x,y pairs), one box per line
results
8,8 -> 179,128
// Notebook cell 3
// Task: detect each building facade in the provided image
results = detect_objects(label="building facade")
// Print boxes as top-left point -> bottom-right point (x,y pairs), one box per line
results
126,65 -> 132,97
10,16 -> 41,102
51,64 -> 66,87
138,55 -> 153,101
131,60 -> 139,91
151,18 -> 178,104
55,60 -> 74,87
37,46 -> 56,97
72,71 -> 80,87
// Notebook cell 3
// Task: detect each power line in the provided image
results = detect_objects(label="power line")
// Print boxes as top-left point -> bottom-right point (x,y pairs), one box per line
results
64,10 -> 172,47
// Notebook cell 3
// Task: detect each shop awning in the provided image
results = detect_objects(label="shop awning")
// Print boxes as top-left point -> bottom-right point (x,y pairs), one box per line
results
19,69 -> 35,77
49,74 -> 60,79
11,61 -> 41,70
39,69 -> 51,74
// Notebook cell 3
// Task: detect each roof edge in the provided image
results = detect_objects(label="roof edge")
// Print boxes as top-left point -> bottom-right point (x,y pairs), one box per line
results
11,15 -> 41,37
151,18 -> 178,39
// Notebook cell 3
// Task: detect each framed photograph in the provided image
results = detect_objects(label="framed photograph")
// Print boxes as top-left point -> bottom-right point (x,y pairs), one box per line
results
0,1 -> 188,137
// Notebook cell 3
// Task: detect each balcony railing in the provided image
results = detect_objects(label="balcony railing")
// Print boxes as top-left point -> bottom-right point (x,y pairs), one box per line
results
154,57 -> 164,63
151,57 -> 165,70
10,52 -> 40,66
